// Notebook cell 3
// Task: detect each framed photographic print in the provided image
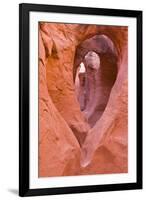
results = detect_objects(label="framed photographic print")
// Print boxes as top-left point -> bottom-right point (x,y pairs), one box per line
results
19,3 -> 143,197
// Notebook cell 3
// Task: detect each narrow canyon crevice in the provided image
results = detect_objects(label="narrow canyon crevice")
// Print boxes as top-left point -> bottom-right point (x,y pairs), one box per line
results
39,23 -> 128,177
74,35 -> 118,128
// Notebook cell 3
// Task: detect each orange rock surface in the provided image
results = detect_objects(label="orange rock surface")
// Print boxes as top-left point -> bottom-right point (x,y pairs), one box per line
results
39,22 -> 128,177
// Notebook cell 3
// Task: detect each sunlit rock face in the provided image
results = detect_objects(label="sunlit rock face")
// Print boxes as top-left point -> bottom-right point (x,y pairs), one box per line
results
39,22 -> 128,177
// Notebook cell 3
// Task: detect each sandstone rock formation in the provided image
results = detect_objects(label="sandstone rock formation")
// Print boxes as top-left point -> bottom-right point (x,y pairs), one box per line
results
74,35 -> 118,128
39,22 -> 128,177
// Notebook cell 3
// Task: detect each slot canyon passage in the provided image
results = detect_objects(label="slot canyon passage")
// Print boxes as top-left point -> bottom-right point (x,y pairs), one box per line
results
39,22 -> 128,177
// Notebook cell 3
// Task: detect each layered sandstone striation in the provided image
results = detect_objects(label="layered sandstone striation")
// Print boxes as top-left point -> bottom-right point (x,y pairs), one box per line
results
39,22 -> 128,176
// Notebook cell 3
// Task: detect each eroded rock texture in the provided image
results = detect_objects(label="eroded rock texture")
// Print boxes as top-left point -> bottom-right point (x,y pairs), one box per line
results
39,22 -> 128,177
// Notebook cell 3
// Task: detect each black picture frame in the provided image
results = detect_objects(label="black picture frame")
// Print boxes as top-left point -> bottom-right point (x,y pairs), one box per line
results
19,3 -> 143,197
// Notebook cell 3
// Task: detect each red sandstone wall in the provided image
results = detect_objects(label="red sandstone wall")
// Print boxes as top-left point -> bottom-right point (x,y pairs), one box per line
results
39,22 -> 128,176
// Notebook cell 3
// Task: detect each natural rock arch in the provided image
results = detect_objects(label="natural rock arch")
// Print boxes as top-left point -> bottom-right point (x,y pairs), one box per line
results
74,35 -> 118,127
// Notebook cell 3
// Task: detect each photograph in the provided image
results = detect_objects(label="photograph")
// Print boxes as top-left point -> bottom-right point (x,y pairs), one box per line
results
39,22 -> 128,177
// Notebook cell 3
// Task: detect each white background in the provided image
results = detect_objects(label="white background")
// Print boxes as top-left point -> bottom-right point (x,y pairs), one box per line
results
0,0 -> 145,199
